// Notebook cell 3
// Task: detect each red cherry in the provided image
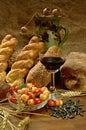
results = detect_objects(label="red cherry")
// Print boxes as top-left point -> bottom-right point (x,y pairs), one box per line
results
34,88 -> 43,94
9,95 -> 17,104
47,99 -> 56,106
34,98 -> 41,104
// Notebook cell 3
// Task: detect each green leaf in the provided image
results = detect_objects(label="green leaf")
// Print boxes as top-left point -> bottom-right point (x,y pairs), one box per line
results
35,93 -> 40,98
19,83 -> 27,89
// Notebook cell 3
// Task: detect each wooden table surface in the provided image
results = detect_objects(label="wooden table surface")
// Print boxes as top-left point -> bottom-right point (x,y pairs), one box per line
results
2,95 -> 86,130
29,96 -> 86,130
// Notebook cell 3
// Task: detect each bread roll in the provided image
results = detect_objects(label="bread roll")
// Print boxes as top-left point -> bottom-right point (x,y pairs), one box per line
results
26,61 -> 50,87
60,52 -> 86,91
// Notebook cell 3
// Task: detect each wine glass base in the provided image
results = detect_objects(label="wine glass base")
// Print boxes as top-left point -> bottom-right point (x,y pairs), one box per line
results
49,92 -> 62,100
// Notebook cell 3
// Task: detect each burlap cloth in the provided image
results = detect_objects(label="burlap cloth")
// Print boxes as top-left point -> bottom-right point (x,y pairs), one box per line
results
0,1 -> 86,129
0,0 -> 86,55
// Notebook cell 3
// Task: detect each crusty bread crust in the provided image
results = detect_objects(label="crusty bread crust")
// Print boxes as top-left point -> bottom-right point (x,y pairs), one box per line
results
61,52 -> 86,90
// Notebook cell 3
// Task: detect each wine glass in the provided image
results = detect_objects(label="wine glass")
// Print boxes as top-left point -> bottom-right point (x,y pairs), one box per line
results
40,56 -> 65,99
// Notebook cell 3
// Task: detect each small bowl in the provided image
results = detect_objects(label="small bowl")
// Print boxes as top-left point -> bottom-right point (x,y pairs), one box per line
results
8,97 -> 49,111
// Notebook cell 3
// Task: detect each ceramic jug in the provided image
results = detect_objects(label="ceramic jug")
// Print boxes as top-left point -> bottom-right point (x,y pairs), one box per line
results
34,14 -> 68,51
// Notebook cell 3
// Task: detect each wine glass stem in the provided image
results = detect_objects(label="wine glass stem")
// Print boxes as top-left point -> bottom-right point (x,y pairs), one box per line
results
49,72 -> 56,92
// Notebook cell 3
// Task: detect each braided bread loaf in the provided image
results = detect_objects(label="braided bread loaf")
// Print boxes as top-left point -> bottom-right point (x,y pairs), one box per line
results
0,34 -> 18,81
6,36 -> 44,87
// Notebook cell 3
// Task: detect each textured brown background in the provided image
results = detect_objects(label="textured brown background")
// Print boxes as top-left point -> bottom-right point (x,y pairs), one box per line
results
0,0 -> 86,55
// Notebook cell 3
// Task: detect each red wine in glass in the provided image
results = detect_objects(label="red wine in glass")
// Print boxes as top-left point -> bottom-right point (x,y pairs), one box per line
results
40,56 -> 65,71
40,56 -> 65,93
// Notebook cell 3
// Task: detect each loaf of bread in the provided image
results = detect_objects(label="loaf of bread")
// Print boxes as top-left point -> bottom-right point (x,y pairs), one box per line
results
0,81 -> 10,100
60,52 -> 86,91
6,36 -> 44,87
0,34 -> 18,81
26,45 -> 61,87
26,61 -> 50,87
